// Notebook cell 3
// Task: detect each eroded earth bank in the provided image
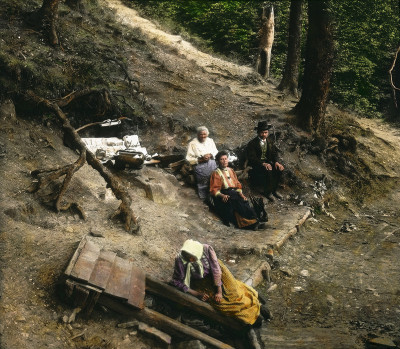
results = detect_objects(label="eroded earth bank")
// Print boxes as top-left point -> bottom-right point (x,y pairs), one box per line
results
0,0 -> 400,348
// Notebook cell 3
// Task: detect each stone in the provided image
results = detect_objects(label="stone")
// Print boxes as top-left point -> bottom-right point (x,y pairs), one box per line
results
229,255 -> 271,287
367,336 -> 396,348
132,167 -> 180,204
138,322 -> 172,345
326,295 -> 335,305
0,99 -> 17,121
280,267 -> 293,277
267,284 -> 278,292
300,269 -> 309,277
172,340 -> 206,349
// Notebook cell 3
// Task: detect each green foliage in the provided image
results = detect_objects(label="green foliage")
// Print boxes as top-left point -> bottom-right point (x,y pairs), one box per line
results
332,0 -> 400,118
129,0 -> 400,118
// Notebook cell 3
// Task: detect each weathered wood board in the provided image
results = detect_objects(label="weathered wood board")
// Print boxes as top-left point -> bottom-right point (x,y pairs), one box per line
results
70,240 -> 101,282
127,265 -> 146,309
104,256 -> 132,300
89,250 -> 117,289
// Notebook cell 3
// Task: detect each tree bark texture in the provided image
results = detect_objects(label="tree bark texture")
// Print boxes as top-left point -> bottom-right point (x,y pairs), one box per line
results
39,0 -> 60,46
26,90 -> 139,233
293,0 -> 334,133
256,5 -> 274,78
278,0 -> 303,98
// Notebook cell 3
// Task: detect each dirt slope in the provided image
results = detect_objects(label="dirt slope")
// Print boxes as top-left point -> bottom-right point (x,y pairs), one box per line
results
1,1 -> 400,348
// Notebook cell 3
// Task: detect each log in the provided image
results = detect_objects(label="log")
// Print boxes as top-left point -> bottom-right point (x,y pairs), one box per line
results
98,295 -> 234,349
145,275 -> 244,331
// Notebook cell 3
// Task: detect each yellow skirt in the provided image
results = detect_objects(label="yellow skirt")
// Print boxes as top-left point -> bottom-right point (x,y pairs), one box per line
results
191,260 -> 261,325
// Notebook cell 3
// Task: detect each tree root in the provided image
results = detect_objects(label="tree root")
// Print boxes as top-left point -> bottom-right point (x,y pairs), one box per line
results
25,90 -> 140,234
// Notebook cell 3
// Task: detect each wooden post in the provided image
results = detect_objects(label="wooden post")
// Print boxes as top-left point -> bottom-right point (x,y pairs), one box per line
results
98,295 -> 235,349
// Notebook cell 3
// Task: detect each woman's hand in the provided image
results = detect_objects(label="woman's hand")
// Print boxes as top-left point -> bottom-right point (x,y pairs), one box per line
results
214,292 -> 222,303
263,162 -> 272,170
189,289 -> 209,302
214,286 -> 222,303
274,162 -> 285,171
239,192 -> 247,201
195,292 -> 209,301
221,194 -> 230,202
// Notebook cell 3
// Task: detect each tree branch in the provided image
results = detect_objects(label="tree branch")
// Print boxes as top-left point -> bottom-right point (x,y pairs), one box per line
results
26,90 -> 140,234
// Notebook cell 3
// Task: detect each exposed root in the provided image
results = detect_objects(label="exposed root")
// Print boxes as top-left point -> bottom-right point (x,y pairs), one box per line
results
25,90 -> 139,233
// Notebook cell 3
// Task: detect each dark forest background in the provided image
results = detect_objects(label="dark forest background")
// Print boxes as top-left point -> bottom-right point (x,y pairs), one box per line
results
129,0 -> 400,119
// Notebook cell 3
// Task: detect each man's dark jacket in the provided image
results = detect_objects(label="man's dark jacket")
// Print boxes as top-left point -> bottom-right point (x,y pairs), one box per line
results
247,137 -> 278,167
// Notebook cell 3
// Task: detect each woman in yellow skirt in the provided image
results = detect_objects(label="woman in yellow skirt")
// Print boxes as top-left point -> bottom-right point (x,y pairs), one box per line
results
170,239 -> 267,326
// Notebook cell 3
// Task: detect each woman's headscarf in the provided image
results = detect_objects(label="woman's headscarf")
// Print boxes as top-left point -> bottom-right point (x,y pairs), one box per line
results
180,239 -> 204,288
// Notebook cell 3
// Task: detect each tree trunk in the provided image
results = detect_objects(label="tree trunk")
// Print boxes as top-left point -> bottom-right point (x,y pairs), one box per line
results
39,0 -> 60,46
256,5 -> 274,78
292,0 -> 334,133
278,0 -> 303,98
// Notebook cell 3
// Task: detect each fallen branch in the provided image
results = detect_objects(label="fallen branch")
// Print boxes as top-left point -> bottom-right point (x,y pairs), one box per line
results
26,90 -> 139,233
75,117 -> 128,133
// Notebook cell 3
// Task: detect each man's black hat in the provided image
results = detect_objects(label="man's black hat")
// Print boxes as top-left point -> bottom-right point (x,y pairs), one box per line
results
255,121 -> 272,132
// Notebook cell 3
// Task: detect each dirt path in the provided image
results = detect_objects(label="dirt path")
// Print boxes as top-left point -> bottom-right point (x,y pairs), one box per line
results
105,0 -> 254,78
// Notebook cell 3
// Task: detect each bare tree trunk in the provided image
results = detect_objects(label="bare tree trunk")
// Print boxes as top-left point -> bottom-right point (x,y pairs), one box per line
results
256,5 -> 274,78
292,0 -> 334,133
39,0 -> 60,46
278,0 -> 303,98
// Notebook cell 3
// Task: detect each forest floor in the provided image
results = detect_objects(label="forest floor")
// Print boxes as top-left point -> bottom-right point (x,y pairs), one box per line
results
0,0 -> 400,348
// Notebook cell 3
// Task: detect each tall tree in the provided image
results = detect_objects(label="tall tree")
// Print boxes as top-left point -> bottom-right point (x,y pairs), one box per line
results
278,0 -> 303,98
293,0 -> 334,132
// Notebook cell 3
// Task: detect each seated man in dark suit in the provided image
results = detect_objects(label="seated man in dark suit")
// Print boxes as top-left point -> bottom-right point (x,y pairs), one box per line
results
247,121 -> 284,201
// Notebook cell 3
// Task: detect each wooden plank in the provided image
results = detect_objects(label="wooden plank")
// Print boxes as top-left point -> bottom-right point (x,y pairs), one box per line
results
65,279 -> 75,298
145,275 -> 243,331
65,237 -> 88,276
73,284 -> 90,308
104,256 -> 132,300
88,250 -> 117,290
70,240 -> 101,282
84,289 -> 102,315
127,265 -> 146,309
98,295 -> 235,349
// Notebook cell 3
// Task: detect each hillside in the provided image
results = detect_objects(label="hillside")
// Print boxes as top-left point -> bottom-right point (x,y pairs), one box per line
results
1,0 -> 400,348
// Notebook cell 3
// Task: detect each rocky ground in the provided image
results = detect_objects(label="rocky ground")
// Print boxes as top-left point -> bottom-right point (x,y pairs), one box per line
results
0,0 -> 400,348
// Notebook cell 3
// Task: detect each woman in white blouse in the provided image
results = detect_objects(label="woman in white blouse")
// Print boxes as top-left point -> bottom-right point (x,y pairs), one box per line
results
186,126 -> 218,199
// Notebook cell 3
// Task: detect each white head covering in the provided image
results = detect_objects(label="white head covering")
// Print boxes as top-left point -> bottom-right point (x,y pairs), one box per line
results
180,239 -> 204,288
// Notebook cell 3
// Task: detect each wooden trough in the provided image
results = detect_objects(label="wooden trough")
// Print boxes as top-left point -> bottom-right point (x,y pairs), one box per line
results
63,237 -> 244,349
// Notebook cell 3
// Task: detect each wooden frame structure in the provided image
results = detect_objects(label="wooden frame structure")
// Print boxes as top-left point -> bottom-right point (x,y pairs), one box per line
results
63,237 -> 246,348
